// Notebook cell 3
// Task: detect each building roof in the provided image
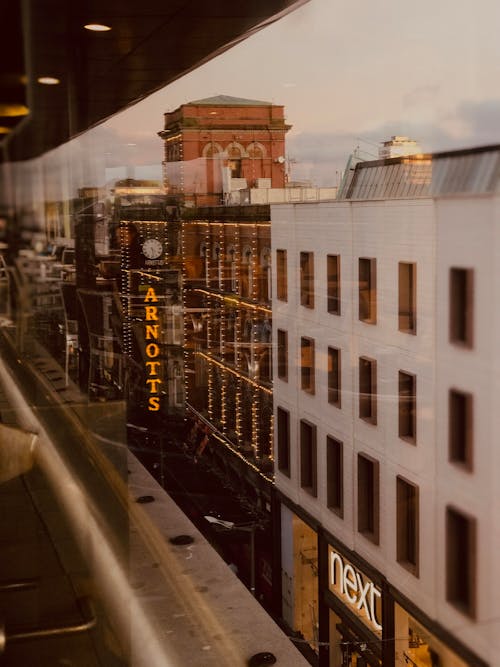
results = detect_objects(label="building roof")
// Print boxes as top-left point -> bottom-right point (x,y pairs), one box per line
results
187,95 -> 273,106
337,143 -> 500,200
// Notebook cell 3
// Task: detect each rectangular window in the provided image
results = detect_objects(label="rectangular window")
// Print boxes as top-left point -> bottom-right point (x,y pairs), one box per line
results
446,507 -> 476,618
399,262 -> 416,333
449,268 -> 474,346
277,407 -> 290,476
359,257 -> 377,323
300,420 -> 317,497
301,337 -> 315,394
396,477 -> 419,575
359,356 -> 377,424
357,454 -> 379,544
277,329 -> 288,381
276,249 -> 287,301
449,389 -> 473,469
399,371 -> 416,443
327,436 -> 343,517
300,251 -> 314,308
328,347 -> 341,407
327,254 -> 341,315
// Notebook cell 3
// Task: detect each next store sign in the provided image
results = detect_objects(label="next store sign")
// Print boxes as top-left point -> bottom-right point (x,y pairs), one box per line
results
329,547 -> 382,634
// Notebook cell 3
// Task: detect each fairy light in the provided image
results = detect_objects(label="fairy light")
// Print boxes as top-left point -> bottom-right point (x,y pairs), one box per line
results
181,219 -> 190,406
180,216 -> 274,473
192,288 -> 271,315
186,403 -> 272,481
206,293 -> 214,420
195,351 -> 272,395
251,223 -> 258,303
269,412 -> 274,462
251,395 -> 259,459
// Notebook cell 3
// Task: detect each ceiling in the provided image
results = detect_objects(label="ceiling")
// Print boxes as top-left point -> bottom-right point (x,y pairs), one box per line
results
0,0 -> 308,162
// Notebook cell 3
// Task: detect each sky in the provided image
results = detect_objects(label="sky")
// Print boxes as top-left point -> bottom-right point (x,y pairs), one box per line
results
94,0 -> 500,186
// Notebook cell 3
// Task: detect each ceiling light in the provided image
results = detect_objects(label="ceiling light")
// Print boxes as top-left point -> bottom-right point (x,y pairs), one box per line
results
0,104 -> 29,117
0,127 -> 11,135
37,77 -> 60,85
84,23 -> 111,32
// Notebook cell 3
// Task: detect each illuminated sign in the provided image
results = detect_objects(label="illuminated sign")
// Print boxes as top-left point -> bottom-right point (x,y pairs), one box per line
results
144,287 -> 162,411
329,547 -> 382,633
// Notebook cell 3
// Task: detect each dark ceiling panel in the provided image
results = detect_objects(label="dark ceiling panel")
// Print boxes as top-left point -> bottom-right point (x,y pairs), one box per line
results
1,0 -> 308,162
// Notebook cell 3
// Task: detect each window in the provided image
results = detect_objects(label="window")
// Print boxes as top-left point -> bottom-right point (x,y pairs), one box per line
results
449,268 -> 474,346
277,329 -> 288,381
301,337 -> 315,394
276,249 -> 287,301
300,251 -> 314,308
446,507 -> 476,618
300,420 -> 317,496
357,454 -> 379,544
359,356 -> 377,424
359,257 -> 376,323
399,262 -> 416,333
449,389 -> 473,469
327,436 -> 343,517
396,477 -> 419,575
399,371 -> 416,443
328,347 -> 341,407
277,407 -> 290,476
327,254 -> 341,315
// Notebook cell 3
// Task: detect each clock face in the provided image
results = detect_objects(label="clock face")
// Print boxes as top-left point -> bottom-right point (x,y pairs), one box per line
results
142,238 -> 163,259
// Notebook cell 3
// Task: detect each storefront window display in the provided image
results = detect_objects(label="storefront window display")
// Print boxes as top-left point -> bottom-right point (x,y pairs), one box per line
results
281,505 -> 319,652
394,604 -> 468,667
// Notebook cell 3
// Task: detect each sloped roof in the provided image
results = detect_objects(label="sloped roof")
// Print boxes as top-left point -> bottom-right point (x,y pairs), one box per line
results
187,95 -> 273,106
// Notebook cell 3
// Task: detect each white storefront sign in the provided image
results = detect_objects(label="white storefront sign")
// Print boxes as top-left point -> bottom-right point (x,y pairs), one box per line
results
329,548 -> 382,633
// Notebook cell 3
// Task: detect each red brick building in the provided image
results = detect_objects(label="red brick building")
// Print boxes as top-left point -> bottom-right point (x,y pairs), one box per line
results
159,95 -> 290,206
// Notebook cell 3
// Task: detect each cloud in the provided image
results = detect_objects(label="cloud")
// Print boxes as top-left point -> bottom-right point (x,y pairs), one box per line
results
286,98 -> 500,186
84,125 -> 163,167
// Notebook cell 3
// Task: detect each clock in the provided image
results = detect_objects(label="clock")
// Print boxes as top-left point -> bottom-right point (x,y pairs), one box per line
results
142,238 -> 163,259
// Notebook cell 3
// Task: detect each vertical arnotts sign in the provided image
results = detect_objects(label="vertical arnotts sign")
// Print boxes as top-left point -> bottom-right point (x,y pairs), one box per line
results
144,286 -> 162,411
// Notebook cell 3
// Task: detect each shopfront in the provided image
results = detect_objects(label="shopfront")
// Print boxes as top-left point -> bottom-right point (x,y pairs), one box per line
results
393,601 -> 485,667
324,543 -> 386,667
280,504 -> 319,659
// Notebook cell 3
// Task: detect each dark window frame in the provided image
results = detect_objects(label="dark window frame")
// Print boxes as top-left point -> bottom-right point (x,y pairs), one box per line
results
359,356 -> 377,424
301,336 -> 315,395
327,254 -> 341,315
357,453 -> 380,544
359,257 -> 377,324
449,267 -> 474,347
446,506 -> 476,618
398,261 -> 416,334
276,249 -> 288,302
277,329 -> 288,381
449,389 -> 473,471
327,436 -> 343,517
300,251 -> 315,309
396,476 -> 419,576
328,346 -> 341,407
300,420 -> 317,497
277,407 -> 291,477
399,370 -> 416,444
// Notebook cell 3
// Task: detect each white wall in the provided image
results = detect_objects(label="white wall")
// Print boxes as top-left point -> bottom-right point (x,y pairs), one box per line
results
272,193 -> 500,665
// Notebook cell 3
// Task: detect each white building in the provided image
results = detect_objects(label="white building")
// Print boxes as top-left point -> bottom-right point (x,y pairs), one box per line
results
379,136 -> 422,159
271,145 -> 500,667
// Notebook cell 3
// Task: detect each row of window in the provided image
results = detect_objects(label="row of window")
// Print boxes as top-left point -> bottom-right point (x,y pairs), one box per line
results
278,339 -> 473,466
276,249 -> 474,345
277,409 -> 476,617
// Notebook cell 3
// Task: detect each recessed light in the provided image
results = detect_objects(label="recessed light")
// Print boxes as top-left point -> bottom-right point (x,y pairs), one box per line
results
0,104 -> 29,117
84,23 -> 111,32
37,77 -> 60,85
